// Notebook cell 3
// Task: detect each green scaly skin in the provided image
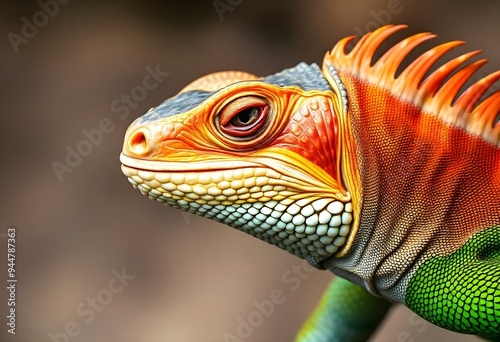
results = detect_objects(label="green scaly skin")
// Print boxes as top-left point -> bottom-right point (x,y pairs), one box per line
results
406,226 -> 500,338
296,277 -> 392,342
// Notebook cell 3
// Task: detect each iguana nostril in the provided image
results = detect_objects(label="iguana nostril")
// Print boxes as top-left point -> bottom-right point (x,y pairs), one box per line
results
128,129 -> 148,155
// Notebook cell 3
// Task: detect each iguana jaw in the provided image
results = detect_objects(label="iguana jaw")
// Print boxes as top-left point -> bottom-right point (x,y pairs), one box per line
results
120,156 -> 354,262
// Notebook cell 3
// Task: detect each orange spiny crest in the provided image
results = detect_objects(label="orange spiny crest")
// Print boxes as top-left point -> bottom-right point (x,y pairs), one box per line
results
324,24 -> 500,147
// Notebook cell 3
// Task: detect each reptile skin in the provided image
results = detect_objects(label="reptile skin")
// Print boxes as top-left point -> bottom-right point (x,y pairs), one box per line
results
120,25 -> 500,340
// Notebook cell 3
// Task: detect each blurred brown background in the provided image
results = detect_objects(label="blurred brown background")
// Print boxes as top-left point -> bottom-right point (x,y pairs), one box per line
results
1,1 -> 498,341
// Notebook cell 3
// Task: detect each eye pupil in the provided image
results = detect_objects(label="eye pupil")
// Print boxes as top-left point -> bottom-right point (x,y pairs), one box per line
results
233,108 -> 258,126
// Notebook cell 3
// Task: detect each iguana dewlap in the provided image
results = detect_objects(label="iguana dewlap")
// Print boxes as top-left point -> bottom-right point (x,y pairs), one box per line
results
120,25 -> 500,340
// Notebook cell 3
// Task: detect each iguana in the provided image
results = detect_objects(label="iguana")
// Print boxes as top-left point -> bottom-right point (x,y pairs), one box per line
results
120,25 -> 500,341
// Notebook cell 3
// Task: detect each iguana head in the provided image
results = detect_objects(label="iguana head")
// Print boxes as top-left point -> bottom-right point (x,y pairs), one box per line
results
120,60 -> 359,266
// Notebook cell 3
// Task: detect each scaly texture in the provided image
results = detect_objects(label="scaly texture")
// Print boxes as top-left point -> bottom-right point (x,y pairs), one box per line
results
406,226 -> 500,336
121,25 -> 500,340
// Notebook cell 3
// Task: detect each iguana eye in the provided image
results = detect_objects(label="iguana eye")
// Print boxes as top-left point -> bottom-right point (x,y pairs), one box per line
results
217,96 -> 269,138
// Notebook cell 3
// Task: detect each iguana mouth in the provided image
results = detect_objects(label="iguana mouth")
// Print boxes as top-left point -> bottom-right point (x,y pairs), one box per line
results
120,153 -> 259,172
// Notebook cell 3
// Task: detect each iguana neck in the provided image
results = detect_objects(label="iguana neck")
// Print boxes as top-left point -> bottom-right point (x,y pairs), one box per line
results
325,72 -> 500,301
